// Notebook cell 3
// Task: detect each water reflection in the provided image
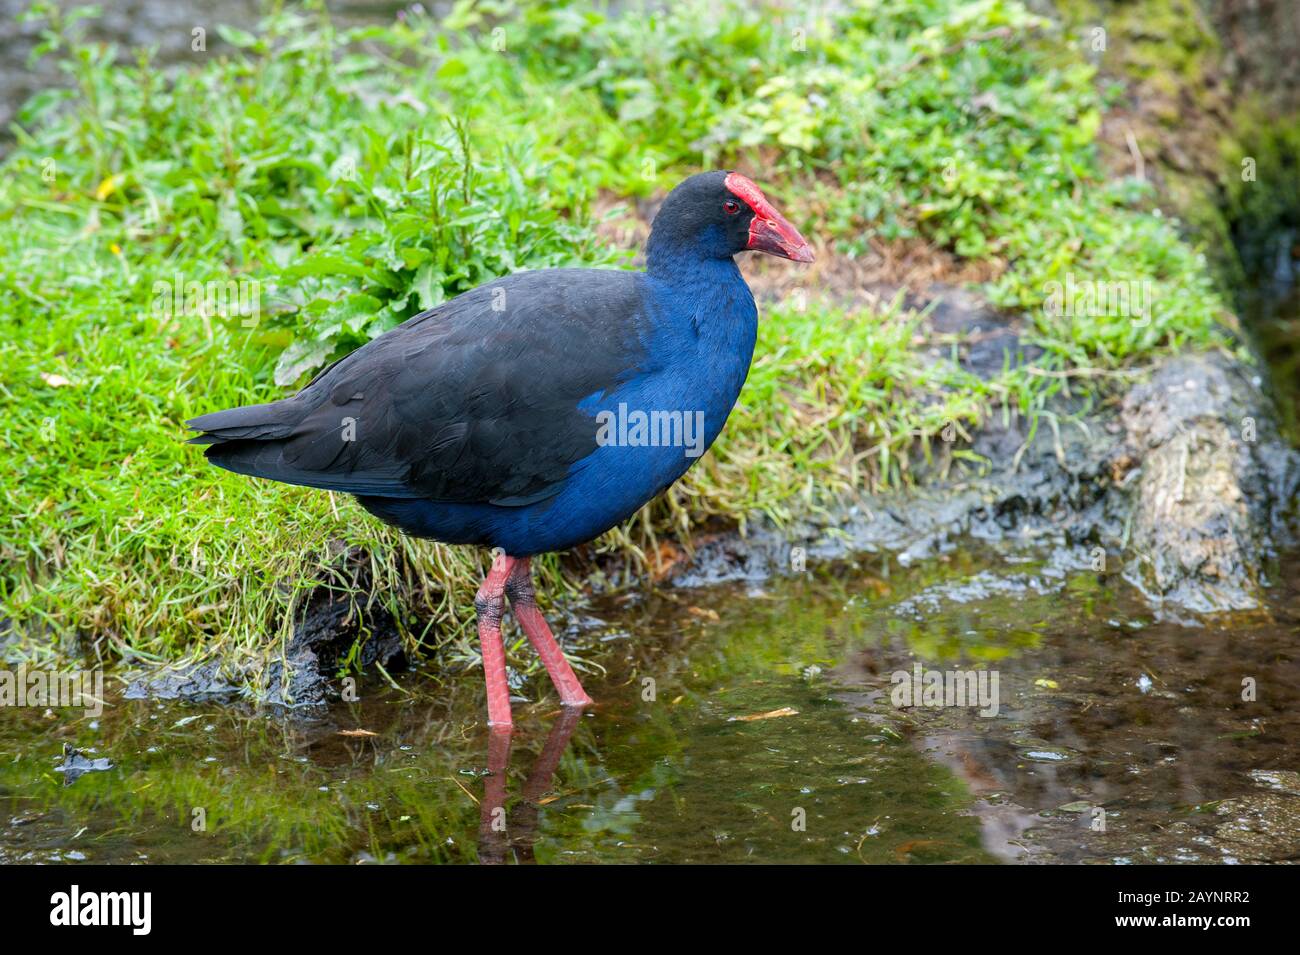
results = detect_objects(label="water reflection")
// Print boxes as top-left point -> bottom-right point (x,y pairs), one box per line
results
478,709 -> 584,865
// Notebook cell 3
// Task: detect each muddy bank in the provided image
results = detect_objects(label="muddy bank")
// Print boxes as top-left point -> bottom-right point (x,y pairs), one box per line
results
125,548 -> 409,707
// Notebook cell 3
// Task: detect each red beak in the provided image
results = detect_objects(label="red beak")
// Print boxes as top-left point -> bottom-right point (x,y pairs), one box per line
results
725,172 -> 815,264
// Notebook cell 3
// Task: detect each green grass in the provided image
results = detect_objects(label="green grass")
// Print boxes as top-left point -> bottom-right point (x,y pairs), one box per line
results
0,0 -> 1234,691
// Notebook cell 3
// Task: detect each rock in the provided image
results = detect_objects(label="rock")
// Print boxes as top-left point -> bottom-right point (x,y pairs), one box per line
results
1118,354 -> 1299,611
1249,769 -> 1300,795
55,744 -> 113,785
1213,791 -> 1300,862
123,659 -> 240,702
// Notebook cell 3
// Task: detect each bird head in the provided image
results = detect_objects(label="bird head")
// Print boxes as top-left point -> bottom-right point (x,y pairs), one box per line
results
647,170 -> 814,268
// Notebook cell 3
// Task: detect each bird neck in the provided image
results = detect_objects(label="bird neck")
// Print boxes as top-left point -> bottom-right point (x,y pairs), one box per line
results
637,244 -> 759,462
647,244 -> 751,328
637,244 -> 754,369
645,233 -> 740,285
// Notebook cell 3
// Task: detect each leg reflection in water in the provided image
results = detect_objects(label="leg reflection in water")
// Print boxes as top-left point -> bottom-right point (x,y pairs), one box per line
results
477,706 -> 585,864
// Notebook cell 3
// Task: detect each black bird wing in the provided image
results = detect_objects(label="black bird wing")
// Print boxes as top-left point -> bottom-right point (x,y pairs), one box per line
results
187,269 -> 648,506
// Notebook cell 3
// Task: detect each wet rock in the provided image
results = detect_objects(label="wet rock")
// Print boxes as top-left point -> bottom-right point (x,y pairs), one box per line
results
1248,769 -> 1300,796
1213,791 -> 1300,862
123,660 -> 240,703
55,744 -> 113,785
260,562 -> 408,709
888,562 -> 1082,619
1118,355 -> 1299,612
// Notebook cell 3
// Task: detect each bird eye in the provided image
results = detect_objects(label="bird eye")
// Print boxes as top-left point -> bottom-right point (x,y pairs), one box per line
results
723,198 -> 740,215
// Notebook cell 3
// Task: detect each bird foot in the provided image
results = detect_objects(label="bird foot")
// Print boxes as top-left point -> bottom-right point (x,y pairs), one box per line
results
474,552 -> 593,726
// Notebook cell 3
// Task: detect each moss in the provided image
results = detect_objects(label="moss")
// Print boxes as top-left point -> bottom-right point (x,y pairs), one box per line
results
1056,0 -> 1300,293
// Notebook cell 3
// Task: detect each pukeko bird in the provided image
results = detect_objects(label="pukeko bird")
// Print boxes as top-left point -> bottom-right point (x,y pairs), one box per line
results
188,170 -> 812,728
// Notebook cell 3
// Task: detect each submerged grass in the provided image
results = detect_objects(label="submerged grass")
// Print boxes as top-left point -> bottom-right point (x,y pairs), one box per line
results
0,0 -> 1233,690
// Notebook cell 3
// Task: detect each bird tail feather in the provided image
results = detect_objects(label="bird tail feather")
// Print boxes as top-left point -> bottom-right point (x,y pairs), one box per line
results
185,401 -> 298,445
186,398 -> 416,497
185,399 -> 307,483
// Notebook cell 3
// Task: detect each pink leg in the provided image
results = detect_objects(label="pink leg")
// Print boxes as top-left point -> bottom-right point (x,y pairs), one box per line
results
475,553 -> 517,729
505,558 -> 594,707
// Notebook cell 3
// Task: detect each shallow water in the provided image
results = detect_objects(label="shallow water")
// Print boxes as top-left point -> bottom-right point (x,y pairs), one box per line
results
4,540 -> 1299,865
